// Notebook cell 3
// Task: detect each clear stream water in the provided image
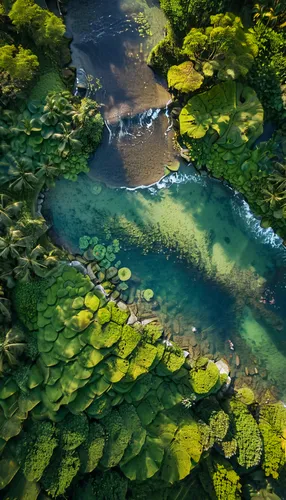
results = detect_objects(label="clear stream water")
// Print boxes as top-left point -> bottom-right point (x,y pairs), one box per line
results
44,0 -> 286,400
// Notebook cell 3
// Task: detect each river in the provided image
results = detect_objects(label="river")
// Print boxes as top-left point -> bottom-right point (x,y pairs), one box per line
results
44,0 -> 286,401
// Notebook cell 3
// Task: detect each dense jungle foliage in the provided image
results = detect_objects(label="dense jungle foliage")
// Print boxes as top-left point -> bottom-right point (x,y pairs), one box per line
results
149,0 -> 286,241
0,0 -> 286,499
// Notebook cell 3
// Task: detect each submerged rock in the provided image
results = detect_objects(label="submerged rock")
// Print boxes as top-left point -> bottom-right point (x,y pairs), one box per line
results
215,359 -> 230,376
127,310 -> 137,325
70,261 -> 87,275
86,264 -> 96,280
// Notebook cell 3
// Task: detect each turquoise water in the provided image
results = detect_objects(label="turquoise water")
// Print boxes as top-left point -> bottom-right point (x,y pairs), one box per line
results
43,167 -> 286,400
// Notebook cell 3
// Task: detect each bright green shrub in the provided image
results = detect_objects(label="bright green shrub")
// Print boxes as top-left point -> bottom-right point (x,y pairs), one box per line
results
13,279 -> 47,330
221,439 -> 237,459
114,324 -> 141,359
259,403 -> 286,479
79,422 -> 105,473
189,358 -> 220,396
143,323 -> 163,344
97,307 -> 111,324
126,343 -> 158,380
9,0 -> 65,50
236,387 -> 255,405
209,410 -> 229,442
228,399 -> 262,469
100,409 -> 131,468
41,451 -> 80,498
202,455 -> 242,500
58,413 -> 89,451
259,420 -> 285,479
182,13 -> 258,81
22,421 -> 58,482
0,45 -> 39,82
148,32 -> 184,75
108,302 -> 130,325
156,349 -> 185,376
259,403 -> 286,433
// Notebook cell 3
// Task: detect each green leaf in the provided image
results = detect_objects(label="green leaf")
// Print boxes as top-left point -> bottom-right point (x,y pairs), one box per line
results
168,61 -> 204,93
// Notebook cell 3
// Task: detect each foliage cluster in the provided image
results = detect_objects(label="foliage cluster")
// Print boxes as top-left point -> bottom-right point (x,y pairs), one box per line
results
159,0 -> 230,39
247,22 -> 286,121
0,266 -> 284,498
0,91 -> 103,186
150,1 -> 286,242
9,0 -> 65,51
179,80 -> 286,239
0,0 -> 67,105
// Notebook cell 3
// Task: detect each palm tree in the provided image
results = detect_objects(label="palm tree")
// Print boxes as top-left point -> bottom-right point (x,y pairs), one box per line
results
0,327 -> 26,374
35,157 -> 59,184
262,186 -> 286,208
11,117 -> 41,136
253,0 -> 286,27
0,285 -> 11,324
17,216 -> 48,244
269,162 -> 286,192
14,244 -> 49,281
0,194 -> 23,227
0,227 -> 30,259
53,122 -> 81,157
41,92 -> 75,126
3,154 -> 38,193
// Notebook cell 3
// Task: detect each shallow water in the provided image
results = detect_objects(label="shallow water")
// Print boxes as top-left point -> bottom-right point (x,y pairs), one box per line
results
43,167 -> 286,399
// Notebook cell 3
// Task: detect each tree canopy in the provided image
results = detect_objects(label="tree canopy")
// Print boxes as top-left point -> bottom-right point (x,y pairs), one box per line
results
9,0 -> 65,50
182,13 -> 258,81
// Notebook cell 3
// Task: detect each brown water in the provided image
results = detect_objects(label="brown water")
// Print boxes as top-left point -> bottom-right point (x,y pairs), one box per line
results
66,0 -> 177,186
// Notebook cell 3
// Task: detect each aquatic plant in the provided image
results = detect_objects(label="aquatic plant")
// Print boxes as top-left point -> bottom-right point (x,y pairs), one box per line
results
118,267 -> 132,281
92,244 -> 106,261
143,289 -> 154,301
79,236 -> 90,250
